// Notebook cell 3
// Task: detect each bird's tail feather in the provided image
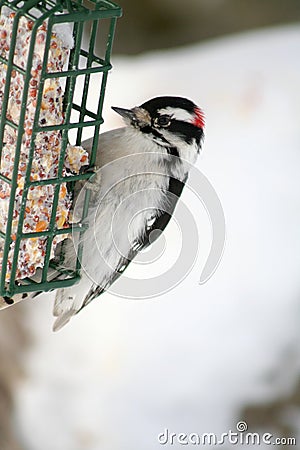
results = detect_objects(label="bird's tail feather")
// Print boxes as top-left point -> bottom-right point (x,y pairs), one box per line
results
52,274 -> 93,331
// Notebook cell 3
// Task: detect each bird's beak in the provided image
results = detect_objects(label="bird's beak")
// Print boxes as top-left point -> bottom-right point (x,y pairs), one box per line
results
111,106 -> 137,122
111,106 -> 151,127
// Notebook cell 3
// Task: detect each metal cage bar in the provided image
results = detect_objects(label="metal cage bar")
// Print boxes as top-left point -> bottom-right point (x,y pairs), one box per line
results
0,0 -> 122,298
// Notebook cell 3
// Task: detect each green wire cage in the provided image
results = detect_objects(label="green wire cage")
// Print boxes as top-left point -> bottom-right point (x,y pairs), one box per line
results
0,0 -> 122,303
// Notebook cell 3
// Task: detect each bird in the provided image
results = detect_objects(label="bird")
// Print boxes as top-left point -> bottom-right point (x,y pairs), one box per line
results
51,96 -> 205,330
3,96 -> 205,330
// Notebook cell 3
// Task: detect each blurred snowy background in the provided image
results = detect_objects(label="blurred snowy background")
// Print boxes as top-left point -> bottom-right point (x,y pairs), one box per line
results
1,1 -> 300,449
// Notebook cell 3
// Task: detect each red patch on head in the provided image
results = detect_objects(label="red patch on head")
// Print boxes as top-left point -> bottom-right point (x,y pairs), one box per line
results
193,107 -> 205,129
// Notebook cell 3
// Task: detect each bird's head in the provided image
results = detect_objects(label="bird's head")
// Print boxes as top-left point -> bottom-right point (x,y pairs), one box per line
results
112,96 -> 205,163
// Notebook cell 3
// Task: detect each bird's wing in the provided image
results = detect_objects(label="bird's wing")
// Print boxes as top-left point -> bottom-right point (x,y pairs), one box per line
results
52,175 -> 186,330
138,175 -> 187,249
77,175 -> 187,310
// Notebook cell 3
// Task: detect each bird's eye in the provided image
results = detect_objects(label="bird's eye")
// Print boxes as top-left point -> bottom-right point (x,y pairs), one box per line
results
154,115 -> 171,127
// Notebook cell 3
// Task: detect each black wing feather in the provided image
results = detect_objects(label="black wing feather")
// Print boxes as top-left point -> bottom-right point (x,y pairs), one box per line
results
139,176 -> 186,249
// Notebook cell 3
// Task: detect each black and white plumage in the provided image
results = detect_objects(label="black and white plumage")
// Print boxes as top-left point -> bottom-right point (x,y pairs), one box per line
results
53,96 -> 205,330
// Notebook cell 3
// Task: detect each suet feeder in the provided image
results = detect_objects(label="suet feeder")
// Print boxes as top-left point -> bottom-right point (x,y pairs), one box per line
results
0,0 -> 122,304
